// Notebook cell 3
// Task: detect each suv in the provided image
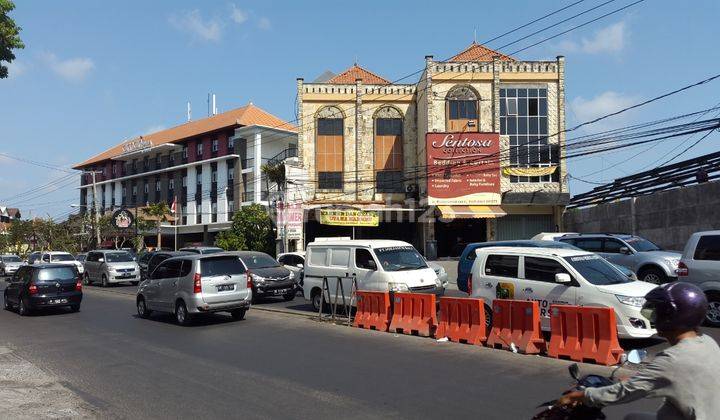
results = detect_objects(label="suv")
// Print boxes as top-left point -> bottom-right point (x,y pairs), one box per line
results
3,264 -> 82,315
469,247 -> 656,339
678,231 -> 720,326
136,253 -> 252,325
83,250 -> 140,287
36,251 -> 85,274
0,254 -> 23,277
142,251 -> 192,280
238,251 -> 295,302
557,234 -> 680,285
179,246 -> 225,255
278,251 -> 305,292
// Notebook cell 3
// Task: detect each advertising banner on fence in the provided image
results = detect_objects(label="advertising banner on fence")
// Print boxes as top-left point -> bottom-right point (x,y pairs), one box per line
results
426,132 -> 501,205
319,209 -> 379,227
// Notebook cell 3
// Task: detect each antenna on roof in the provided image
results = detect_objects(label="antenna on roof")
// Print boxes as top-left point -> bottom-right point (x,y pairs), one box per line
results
473,28 -> 477,44
212,94 -> 217,116
207,93 -> 217,116
186,101 -> 192,122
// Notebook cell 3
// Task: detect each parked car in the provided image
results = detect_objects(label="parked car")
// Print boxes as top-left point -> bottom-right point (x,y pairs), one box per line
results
678,231 -> 720,327
179,246 -> 225,255
235,251 -> 295,301
26,251 -> 41,265
143,251 -> 193,280
556,234 -> 680,285
531,232 -> 577,241
3,264 -> 82,315
469,247 -> 656,339
136,253 -> 252,325
75,253 -> 87,264
35,251 -> 84,274
457,240 -> 601,293
83,250 -> 140,287
0,254 -> 23,277
303,240 -> 443,312
277,251 -> 305,291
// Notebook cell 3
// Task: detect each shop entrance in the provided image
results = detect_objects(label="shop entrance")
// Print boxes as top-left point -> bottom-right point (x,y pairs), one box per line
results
304,220 -> 419,248
435,219 -> 487,258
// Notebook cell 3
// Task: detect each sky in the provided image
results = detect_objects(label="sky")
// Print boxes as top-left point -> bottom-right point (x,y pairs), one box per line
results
2,0 -> 720,220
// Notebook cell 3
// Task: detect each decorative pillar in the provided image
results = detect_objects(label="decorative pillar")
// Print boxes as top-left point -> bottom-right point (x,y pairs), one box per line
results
201,163 -> 212,224
254,131 -> 262,203
217,160 -> 228,222
186,166 -> 197,225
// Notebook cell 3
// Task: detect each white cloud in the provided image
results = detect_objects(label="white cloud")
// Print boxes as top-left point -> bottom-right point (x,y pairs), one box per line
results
170,10 -> 222,42
40,52 -> 95,82
229,4 -> 248,24
571,91 -> 641,131
257,17 -> 271,30
6,60 -> 26,79
556,22 -> 627,55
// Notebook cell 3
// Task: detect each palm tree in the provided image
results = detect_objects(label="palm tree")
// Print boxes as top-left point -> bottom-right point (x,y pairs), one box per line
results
141,202 -> 171,249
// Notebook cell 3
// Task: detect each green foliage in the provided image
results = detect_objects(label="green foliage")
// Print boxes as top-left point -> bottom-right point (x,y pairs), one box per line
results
0,1 -> 24,79
261,163 -> 285,190
215,204 -> 275,256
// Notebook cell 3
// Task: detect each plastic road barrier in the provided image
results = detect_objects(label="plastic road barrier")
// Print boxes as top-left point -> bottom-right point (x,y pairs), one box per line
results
548,305 -> 625,366
435,297 -> 487,345
486,299 -> 545,354
353,291 -> 392,332
389,292 -> 437,337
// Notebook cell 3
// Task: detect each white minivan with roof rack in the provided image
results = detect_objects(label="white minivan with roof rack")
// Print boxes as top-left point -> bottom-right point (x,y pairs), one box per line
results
469,247 -> 658,339
303,240 -> 443,311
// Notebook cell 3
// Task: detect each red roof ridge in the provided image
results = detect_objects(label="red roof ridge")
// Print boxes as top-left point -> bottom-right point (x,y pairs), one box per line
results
448,42 -> 514,62
327,64 -> 391,85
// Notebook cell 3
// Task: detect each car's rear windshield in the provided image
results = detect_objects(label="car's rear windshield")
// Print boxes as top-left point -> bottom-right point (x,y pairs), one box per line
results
37,266 -> 77,281
201,257 -> 246,276
52,254 -> 76,262
563,255 -> 633,285
105,252 -> 134,263
1,256 -> 21,262
626,237 -> 662,252
242,254 -> 280,269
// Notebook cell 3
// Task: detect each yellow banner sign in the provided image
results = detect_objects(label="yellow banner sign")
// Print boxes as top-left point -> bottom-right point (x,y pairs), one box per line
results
320,209 -> 379,227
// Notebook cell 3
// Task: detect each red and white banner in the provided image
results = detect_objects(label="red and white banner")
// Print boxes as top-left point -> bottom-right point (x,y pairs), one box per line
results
426,132 -> 501,205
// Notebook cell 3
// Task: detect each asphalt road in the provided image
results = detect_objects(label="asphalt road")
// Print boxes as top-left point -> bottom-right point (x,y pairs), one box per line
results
0,282 -> 666,419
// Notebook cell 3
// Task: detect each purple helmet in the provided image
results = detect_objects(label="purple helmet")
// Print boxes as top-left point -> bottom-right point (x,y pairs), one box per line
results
641,282 -> 708,331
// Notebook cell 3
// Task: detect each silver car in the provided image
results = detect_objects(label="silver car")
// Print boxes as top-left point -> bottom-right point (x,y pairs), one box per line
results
83,250 -> 140,287
558,234 -> 680,284
136,253 -> 252,325
678,230 -> 720,327
0,254 -> 23,277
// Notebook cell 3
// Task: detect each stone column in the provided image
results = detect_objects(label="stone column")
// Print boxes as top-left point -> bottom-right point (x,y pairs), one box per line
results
185,166 -> 196,225
254,131 -> 262,203
201,163 -> 212,224
492,56 -> 501,133
296,78 -> 304,164
556,56 -> 567,193
355,78 -> 363,201
216,160 -> 228,222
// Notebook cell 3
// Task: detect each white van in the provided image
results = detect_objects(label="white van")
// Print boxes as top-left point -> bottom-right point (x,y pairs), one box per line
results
303,240 -> 443,311
469,247 -> 658,339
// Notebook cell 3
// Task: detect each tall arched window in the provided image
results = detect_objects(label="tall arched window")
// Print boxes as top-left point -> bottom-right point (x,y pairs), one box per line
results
446,85 -> 479,132
316,106 -> 344,190
374,106 -> 404,193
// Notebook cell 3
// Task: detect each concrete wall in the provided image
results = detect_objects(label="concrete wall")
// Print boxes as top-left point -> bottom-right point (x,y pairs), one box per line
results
563,181 -> 720,251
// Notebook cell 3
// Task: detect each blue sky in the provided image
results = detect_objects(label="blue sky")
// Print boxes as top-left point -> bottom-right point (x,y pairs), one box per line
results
2,0 -> 719,219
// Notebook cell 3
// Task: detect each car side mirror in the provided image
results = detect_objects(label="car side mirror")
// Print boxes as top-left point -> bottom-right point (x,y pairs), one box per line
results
555,273 -> 571,284
620,246 -> 632,255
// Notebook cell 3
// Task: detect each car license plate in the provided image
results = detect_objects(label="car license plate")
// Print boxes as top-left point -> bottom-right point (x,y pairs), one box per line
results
273,288 -> 288,295
217,284 -> 234,292
50,298 -> 67,304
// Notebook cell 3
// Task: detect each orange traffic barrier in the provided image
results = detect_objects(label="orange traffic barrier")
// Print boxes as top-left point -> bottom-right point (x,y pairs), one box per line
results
548,305 -> 624,366
353,291 -> 392,332
486,299 -> 545,354
435,297 -> 487,345
389,292 -> 437,337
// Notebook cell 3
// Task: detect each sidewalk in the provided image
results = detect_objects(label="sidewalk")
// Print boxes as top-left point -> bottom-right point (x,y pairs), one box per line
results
0,346 -> 98,419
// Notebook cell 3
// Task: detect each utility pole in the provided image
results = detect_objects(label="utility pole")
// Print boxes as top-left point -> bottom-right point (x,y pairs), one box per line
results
85,170 -> 102,247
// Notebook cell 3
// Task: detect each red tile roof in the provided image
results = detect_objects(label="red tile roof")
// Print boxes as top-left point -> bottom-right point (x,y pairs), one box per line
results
327,64 -> 390,85
73,103 -> 296,169
448,42 -> 514,62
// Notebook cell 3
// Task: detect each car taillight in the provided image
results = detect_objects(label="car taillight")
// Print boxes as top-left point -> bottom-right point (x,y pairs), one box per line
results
76,274 -> 82,291
467,274 -> 473,295
28,283 -> 38,295
677,261 -> 689,277
246,271 -> 253,289
193,273 -> 202,294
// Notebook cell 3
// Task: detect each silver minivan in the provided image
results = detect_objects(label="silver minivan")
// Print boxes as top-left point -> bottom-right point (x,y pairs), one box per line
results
83,250 -> 140,286
136,253 -> 252,325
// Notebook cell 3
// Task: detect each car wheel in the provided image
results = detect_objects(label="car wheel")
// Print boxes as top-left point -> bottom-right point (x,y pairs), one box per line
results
18,296 -> 30,316
311,289 -> 323,312
83,273 -> 91,285
175,301 -> 192,326
101,274 -> 109,287
484,304 -> 493,329
230,309 -> 246,320
283,291 -> 295,302
70,305 -> 80,313
640,267 -> 666,285
705,293 -> 720,327
136,296 -> 151,319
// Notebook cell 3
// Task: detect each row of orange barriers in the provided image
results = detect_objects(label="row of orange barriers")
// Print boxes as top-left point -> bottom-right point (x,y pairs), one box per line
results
352,291 -> 624,366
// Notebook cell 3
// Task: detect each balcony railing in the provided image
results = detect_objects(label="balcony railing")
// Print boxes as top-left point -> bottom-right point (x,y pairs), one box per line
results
266,146 -> 298,167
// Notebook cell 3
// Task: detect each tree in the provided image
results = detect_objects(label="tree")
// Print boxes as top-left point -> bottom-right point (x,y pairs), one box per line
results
215,204 -> 275,256
261,162 -> 285,191
1,0 -> 24,79
141,203 -> 171,249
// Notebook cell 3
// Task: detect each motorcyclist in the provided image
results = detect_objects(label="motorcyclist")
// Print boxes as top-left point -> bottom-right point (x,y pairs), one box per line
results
557,282 -> 720,420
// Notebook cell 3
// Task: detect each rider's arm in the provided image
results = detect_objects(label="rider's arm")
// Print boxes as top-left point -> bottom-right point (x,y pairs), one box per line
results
584,355 -> 672,407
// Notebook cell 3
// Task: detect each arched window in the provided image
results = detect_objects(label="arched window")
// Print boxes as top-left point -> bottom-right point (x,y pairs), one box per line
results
316,106 -> 344,190
374,106 -> 404,193
446,85 -> 479,132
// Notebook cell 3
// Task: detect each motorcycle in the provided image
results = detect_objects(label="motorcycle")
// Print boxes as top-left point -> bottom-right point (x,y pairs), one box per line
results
532,349 -> 647,420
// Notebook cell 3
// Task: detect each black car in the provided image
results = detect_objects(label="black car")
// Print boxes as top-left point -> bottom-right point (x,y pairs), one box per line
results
3,264 -> 82,315
141,251 -> 192,280
236,251 -> 296,301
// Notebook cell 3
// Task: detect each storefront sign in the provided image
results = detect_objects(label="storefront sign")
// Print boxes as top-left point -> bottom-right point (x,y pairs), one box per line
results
278,202 -> 304,239
320,209 -> 379,227
426,132 -> 501,205
121,137 -> 152,154
112,208 -> 134,229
